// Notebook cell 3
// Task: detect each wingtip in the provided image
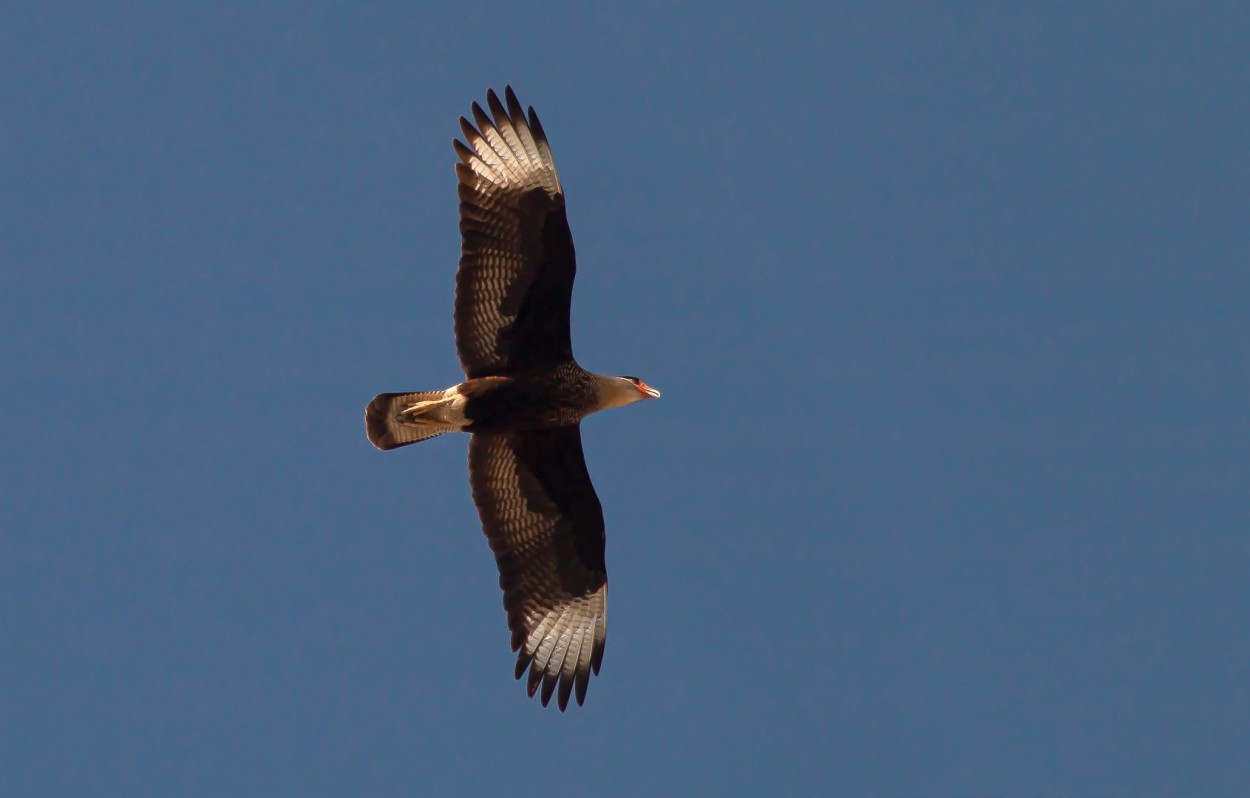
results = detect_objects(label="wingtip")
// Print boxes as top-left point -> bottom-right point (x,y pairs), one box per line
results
526,662 -> 543,699
504,86 -> 525,120
470,100 -> 493,133
527,106 -> 547,143
557,674 -> 575,711
486,87 -> 508,122
458,115 -> 478,143
540,671 -> 559,707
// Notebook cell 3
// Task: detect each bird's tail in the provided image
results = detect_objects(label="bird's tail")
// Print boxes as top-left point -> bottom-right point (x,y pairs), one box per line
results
366,391 -> 461,450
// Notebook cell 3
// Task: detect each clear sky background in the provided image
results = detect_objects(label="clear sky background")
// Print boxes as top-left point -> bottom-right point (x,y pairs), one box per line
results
3,3 -> 1247,795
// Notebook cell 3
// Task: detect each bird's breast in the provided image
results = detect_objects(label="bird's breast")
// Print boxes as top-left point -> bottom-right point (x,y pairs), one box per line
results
460,372 -> 592,432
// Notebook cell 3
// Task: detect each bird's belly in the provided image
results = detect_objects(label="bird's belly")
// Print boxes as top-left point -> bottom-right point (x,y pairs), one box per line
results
466,403 -> 585,432
460,378 -> 588,432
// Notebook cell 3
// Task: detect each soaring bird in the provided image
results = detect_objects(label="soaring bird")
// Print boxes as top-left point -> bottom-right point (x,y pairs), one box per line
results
365,88 -> 660,710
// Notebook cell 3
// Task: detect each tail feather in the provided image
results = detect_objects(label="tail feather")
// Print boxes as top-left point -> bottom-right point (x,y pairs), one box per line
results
366,391 -> 458,450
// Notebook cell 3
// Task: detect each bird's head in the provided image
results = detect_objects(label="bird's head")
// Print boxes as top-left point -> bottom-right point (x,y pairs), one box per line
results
622,376 -> 662,400
597,375 -> 662,409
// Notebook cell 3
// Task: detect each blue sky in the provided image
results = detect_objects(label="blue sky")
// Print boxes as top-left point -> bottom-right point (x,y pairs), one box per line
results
3,3 -> 1247,795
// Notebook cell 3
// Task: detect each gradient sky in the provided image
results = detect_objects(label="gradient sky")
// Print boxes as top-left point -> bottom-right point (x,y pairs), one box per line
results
3,3 -> 1248,795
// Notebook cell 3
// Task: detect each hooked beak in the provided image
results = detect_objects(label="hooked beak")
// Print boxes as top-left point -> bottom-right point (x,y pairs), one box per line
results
637,380 -> 662,399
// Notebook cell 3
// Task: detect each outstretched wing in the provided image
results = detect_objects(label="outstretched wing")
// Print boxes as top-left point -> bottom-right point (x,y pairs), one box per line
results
467,427 -> 607,710
454,87 -> 577,379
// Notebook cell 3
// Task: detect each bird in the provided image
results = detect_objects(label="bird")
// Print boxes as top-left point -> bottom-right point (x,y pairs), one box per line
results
365,87 -> 660,711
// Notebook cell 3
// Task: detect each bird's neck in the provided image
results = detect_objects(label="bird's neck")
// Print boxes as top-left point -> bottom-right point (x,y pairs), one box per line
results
593,375 -> 643,411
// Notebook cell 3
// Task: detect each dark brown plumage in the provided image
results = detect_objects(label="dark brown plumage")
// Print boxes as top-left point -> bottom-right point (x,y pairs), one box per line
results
365,87 -> 659,710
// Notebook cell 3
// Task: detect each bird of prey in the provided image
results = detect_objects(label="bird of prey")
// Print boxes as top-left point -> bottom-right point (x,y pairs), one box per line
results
365,87 -> 660,710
